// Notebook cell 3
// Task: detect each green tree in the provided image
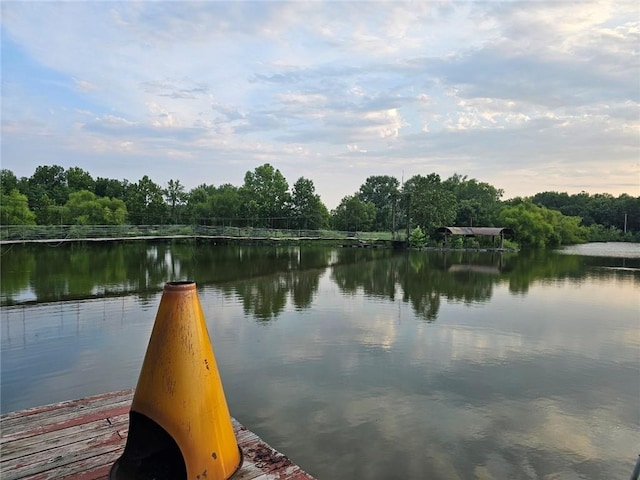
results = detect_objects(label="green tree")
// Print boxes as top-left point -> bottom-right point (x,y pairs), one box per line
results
498,199 -> 587,248
33,194 -> 63,224
531,191 -> 572,212
586,224 -> 625,242
1,169 -> 19,195
589,193 -> 617,229
125,176 -> 167,224
443,174 -> 503,226
409,226 -> 426,248
211,184 -> 242,224
614,194 -> 640,233
185,184 -> 217,223
0,189 -> 36,225
331,195 -> 376,231
239,164 -> 291,228
532,191 -> 640,233
25,165 -> 69,223
95,177 -> 127,199
499,200 -> 555,247
65,167 -> 95,193
99,197 -> 128,225
358,175 -> 400,232
404,173 -> 457,235
291,177 -> 329,230
63,190 -> 127,225
28,165 -> 69,206
184,183 -> 242,226
164,179 -> 187,223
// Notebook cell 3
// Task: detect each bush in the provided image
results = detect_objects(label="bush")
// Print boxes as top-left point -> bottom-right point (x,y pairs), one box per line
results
409,226 -> 426,248
586,224 -> 624,242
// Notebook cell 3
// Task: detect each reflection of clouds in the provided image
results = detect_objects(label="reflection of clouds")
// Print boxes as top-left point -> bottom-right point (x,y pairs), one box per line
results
240,366 -> 637,479
497,398 -> 638,464
353,311 -> 398,351
1,295 -> 159,412
271,331 -> 328,364
539,275 -> 639,312
620,327 -> 640,348
404,280 -> 640,367
513,400 -> 598,457
4,254 -> 638,479
446,327 -> 524,364
211,273 -> 639,478
244,377 -> 490,479
405,318 -> 528,370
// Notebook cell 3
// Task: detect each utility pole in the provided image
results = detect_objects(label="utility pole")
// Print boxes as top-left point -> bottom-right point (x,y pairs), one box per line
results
391,194 -> 397,240
405,192 -> 411,241
624,213 -> 627,233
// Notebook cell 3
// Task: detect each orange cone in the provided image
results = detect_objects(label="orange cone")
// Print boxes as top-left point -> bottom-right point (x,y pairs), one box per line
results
110,281 -> 242,480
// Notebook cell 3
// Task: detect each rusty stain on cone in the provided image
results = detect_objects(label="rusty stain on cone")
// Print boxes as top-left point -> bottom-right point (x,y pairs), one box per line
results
110,281 -> 242,480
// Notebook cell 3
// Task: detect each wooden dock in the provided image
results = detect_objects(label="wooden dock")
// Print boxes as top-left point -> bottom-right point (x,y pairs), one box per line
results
0,389 -> 316,480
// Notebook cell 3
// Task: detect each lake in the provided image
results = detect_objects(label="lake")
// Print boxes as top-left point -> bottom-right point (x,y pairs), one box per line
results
1,242 -> 638,479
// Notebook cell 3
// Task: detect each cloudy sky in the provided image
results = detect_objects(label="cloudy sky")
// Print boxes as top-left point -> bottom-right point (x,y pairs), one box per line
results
1,1 -> 638,208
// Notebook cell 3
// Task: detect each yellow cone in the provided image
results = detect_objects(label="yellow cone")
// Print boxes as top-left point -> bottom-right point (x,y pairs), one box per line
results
110,281 -> 242,480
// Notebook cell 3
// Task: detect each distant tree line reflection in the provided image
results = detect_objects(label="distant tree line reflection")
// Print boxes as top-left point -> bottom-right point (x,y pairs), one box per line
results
1,244 -> 637,322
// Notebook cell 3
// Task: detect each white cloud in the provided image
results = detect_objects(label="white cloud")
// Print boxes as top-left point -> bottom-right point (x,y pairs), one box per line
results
347,144 -> 367,153
1,0 -> 638,208
74,78 -> 98,92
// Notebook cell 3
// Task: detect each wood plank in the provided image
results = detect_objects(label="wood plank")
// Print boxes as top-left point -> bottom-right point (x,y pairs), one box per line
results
1,405 -> 130,445
1,391 -> 131,424
1,391 -> 133,433
2,430 -> 123,480
14,448 -> 124,480
1,413 -> 128,462
1,390 -> 315,480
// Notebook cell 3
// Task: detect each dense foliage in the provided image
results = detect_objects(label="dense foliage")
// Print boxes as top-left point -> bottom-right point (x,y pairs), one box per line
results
499,199 -> 587,248
1,164 -> 638,248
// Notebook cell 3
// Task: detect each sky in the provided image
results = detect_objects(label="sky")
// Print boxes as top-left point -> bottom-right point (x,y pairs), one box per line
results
1,1 -> 638,209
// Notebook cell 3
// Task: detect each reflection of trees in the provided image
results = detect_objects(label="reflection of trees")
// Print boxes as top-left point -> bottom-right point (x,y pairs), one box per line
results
290,269 -> 321,310
122,243 -> 173,302
410,252 -> 495,321
180,245 -> 295,283
329,248 -> 632,322
1,244 -> 139,304
504,250 -> 585,294
171,245 -> 329,283
3,243 -> 636,321
506,249 -> 640,292
230,276 -> 289,321
216,247 -> 329,319
331,249 -> 399,300
0,245 -> 36,303
331,250 -> 502,321
1,244 -> 330,320
218,269 -> 322,321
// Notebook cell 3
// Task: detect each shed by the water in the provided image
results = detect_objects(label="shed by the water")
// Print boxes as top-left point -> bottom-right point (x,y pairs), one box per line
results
436,227 -> 514,248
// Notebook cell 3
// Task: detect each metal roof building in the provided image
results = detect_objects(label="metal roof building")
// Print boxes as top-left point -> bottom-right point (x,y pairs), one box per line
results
436,227 -> 515,248
436,227 -> 514,237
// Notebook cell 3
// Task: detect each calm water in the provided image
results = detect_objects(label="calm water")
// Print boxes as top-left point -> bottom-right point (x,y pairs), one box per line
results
1,242 -> 639,480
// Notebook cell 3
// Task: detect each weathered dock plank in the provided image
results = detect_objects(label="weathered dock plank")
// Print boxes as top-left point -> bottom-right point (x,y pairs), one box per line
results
1,390 -> 315,480
0,413 -> 128,462
1,391 -> 131,430
1,401 -> 131,441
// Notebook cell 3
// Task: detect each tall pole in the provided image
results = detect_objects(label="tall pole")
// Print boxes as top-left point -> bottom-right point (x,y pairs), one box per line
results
391,194 -> 397,240
624,213 -> 627,233
405,192 -> 411,241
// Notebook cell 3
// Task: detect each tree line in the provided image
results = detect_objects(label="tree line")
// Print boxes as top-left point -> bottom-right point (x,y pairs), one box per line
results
1,164 -> 638,247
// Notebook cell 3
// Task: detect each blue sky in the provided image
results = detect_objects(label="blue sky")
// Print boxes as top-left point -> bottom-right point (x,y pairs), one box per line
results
1,1 -> 638,208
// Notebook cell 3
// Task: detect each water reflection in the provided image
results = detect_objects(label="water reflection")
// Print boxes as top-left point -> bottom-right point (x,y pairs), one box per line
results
1,243 -> 638,480
2,244 -> 638,323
